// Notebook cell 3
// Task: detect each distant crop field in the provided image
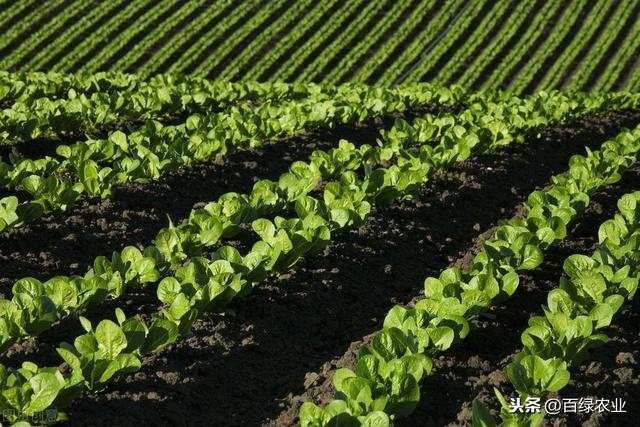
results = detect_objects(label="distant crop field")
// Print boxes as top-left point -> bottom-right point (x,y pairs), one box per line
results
0,0 -> 638,91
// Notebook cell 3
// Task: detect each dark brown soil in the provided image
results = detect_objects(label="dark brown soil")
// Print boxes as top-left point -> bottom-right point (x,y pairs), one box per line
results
1,111 -> 639,427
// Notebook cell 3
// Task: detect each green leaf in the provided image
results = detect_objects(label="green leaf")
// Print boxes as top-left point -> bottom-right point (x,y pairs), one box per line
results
520,244 -> 543,270
25,372 -> 64,414
252,218 -> 276,242
99,353 -> 141,383
78,316 -> 92,333
332,368 -> 356,393
563,254 -> 595,278
141,318 -> 178,354
109,130 -> 128,150
361,411 -> 390,427
95,319 -> 127,359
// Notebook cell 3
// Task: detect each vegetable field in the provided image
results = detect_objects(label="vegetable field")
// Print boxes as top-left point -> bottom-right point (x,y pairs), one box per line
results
0,2 -> 639,427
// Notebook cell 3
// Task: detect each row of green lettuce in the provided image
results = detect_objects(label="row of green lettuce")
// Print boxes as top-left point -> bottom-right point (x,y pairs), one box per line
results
0,74 -> 327,144
472,190 -> 640,426
0,92 -> 634,424
0,82 -> 461,234
1,70 -> 436,144
298,123 -> 640,426
0,71 -> 345,104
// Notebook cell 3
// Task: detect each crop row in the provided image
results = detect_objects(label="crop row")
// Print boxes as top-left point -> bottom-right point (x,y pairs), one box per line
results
243,0 -> 339,82
300,123 -> 640,425
0,71 -> 367,144
0,0 -> 63,55
218,0 -> 315,82
0,0 -> 98,73
137,0 -> 231,78
109,1 -> 202,74
2,1 -> 639,90
273,1 -> 363,83
81,1 -> 179,74
50,1 -> 152,74
456,2 -> 544,87
0,1 -> 35,31
592,15 -> 640,92
506,0 -> 585,94
0,93 -> 518,351
321,0 -> 414,86
474,189 -> 640,426
245,0 -> 340,82
0,90 -> 634,424
165,1 -> 256,76
17,1 -> 126,73
192,0 -> 287,79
